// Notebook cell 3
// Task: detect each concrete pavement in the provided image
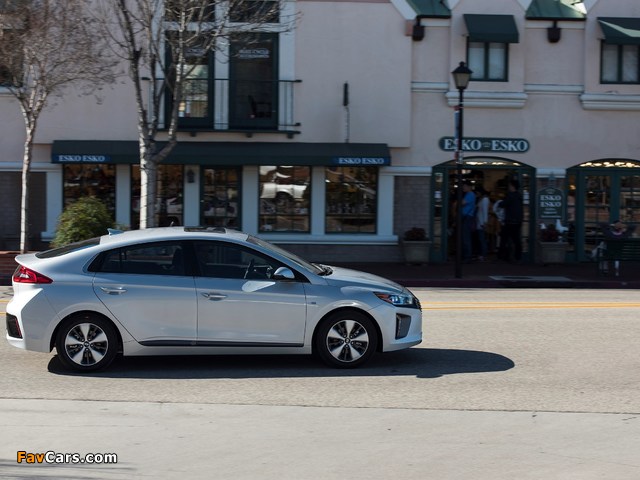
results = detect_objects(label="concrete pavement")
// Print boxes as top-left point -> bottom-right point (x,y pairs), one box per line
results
2,398 -> 639,480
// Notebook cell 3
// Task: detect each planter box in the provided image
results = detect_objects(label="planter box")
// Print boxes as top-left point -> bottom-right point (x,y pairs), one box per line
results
402,241 -> 431,265
538,242 -> 568,264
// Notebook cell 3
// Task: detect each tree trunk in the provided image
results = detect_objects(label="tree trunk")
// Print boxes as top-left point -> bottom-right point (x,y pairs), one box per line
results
19,126 -> 35,253
139,140 -> 158,229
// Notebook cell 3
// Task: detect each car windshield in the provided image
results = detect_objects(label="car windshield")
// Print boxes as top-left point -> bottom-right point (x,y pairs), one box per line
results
35,237 -> 101,258
248,235 -> 324,275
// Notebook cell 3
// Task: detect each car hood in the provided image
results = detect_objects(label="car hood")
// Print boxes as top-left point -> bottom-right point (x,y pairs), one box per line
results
323,266 -> 404,292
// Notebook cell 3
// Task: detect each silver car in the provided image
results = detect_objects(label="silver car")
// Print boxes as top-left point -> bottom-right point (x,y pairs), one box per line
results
6,227 -> 422,372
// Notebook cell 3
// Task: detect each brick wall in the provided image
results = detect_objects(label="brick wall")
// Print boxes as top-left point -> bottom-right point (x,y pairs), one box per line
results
0,252 -> 18,285
394,176 -> 431,238
0,171 -> 47,251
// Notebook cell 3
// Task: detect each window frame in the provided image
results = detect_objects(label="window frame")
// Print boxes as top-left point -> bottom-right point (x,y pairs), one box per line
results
467,40 -> 509,82
325,166 -> 379,234
600,41 -> 640,84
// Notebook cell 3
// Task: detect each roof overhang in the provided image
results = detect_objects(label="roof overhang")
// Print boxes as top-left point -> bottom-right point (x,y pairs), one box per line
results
464,14 -> 520,44
598,17 -> 640,45
51,141 -> 392,167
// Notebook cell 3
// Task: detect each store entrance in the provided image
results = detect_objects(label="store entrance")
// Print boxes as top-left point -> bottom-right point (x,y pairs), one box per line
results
430,157 -> 535,263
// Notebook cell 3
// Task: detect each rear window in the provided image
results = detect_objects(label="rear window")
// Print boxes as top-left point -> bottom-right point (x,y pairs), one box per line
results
36,238 -> 101,259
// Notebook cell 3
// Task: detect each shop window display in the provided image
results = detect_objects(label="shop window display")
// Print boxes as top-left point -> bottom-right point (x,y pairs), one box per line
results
325,167 -> 377,233
202,168 -> 240,228
259,166 -> 310,232
131,165 -> 184,228
63,164 -> 116,213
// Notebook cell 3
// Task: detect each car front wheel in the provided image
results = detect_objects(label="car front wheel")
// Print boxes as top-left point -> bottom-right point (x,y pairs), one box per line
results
315,311 -> 378,368
55,314 -> 118,372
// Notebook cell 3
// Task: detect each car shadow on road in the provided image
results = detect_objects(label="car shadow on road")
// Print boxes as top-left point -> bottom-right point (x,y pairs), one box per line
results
48,348 -> 514,379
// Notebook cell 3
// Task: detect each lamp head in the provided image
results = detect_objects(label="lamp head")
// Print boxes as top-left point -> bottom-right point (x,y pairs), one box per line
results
452,61 -> 472,90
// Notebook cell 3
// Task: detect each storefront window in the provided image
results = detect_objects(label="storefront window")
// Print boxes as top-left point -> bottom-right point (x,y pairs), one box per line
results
131,165 -> 184,228
63,164 -> 116,213
259,166 -> 310,232
325,167 -> 377,233
202,167 -> 241,228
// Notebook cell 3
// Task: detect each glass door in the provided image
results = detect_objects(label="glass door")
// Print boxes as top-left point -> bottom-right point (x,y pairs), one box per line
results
229,33 -> 278,130
568,164 -> 640,261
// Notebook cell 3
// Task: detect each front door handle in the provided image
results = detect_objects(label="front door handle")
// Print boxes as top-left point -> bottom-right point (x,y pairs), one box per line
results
201,292 -> 227,301
100,286 -> 127,295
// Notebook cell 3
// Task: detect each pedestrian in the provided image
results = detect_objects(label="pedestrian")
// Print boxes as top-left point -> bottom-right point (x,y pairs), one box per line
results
461,181 -> 476,262
475,187 -> 490,261
501,179 -> 524,263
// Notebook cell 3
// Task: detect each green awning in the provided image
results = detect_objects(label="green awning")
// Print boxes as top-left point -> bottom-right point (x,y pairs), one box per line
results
526,0 -> 585,21
407,0 -> 451,18
598,17 -> 640,45
51,141 -> 391,166
464,14 -> 519,43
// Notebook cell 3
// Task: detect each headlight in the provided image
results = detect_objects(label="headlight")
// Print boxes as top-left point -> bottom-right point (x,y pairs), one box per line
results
374,292 -> 418,308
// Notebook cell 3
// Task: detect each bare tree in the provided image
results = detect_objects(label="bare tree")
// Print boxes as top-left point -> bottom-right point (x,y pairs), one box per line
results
0,0 -> 117,252
99,0 -> 294,228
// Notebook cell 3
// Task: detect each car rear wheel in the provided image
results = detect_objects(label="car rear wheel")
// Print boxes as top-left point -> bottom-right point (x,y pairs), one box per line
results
55,314 -> 118,372
315,311 -> 378,368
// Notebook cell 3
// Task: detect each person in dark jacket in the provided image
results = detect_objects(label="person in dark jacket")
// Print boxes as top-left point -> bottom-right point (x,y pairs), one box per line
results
500,179 -> 524,262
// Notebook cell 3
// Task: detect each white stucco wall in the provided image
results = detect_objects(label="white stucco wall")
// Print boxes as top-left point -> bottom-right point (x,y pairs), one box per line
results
295,0 -> 412,147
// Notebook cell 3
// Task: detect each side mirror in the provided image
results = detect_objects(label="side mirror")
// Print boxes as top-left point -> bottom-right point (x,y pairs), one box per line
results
272,267 -> 295,281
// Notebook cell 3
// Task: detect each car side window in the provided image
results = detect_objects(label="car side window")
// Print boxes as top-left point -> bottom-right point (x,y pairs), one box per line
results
98,242 -> 185,276
194,241 -> 279,279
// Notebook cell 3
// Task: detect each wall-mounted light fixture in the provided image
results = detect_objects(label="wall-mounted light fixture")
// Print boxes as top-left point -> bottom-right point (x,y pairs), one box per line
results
186,168 -> 195,184
547,20 -> 561,43
412,17 -> 425,41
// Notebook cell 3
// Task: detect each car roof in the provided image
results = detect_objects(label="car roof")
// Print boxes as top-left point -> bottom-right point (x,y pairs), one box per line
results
98,227 -> 249,248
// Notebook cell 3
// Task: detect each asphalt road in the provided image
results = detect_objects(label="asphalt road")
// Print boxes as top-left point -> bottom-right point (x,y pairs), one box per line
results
1,288 -> 639,479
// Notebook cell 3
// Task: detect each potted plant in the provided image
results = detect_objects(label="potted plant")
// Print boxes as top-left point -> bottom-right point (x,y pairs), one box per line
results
538,223 -> 568,264
401,227 -> 431,264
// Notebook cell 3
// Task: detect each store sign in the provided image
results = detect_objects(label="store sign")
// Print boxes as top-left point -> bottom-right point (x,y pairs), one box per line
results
332,157 -> 390,166
237,48 -> 270,59
538,186 -> 564,219
52,154 -> 111,163
439,137 -> 530,153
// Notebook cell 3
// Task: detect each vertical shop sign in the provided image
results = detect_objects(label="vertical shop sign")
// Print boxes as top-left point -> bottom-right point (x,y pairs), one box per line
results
538,186 -> 564,219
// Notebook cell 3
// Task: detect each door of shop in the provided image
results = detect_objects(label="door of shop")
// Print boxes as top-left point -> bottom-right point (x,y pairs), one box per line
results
430,157 -> 535,264
567,162 -> 640,261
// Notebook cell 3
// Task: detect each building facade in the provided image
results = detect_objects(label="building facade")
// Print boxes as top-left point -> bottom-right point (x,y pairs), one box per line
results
1,0 -> 639,263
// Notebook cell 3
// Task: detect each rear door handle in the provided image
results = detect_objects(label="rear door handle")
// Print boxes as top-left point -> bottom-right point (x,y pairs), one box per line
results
201,292 -> 227,301
100,287 -> 127,295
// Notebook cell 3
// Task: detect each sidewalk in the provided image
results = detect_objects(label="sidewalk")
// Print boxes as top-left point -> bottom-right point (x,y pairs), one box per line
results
333,260 -> 640,289
1,260 -> 638,293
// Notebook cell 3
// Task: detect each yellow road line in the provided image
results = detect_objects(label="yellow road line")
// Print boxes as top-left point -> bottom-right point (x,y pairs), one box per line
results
423,302 -> 640,310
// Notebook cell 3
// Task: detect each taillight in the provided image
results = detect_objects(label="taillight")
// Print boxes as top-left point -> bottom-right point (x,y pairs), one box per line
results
12,265 -> 53,284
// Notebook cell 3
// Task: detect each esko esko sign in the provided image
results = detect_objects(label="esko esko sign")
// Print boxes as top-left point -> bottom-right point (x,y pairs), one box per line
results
439,137 -> 530,153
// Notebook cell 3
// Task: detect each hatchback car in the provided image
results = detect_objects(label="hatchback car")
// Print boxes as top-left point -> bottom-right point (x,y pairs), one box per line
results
6,227 -> 422,372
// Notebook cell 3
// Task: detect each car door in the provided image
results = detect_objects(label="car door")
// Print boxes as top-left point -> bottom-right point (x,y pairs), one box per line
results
92,241 -> 197,344
193,240 -> 307,346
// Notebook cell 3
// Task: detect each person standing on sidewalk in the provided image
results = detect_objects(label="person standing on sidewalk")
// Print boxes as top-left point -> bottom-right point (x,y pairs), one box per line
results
461,181 -> 476,262
475,187 -> 490,261
501,179 -> 524,263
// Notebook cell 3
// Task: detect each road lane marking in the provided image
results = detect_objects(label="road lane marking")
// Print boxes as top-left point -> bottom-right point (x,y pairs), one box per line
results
422,302 -> 640,310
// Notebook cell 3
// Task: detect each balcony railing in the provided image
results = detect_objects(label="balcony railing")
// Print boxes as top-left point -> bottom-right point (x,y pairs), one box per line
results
162,78 -> 301,136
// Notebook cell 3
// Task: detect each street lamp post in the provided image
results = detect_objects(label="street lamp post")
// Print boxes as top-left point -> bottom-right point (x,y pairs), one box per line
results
451,61 -> 472,279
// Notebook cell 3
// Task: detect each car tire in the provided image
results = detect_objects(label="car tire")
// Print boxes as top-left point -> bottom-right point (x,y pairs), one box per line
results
55,314 -> 118,372
315,311 -> 378,368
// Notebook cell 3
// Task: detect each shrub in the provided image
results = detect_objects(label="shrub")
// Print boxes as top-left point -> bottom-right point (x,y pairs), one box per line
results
540,223 -> 559,242
403,227 -> 429,241
52,197 -> 114,247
